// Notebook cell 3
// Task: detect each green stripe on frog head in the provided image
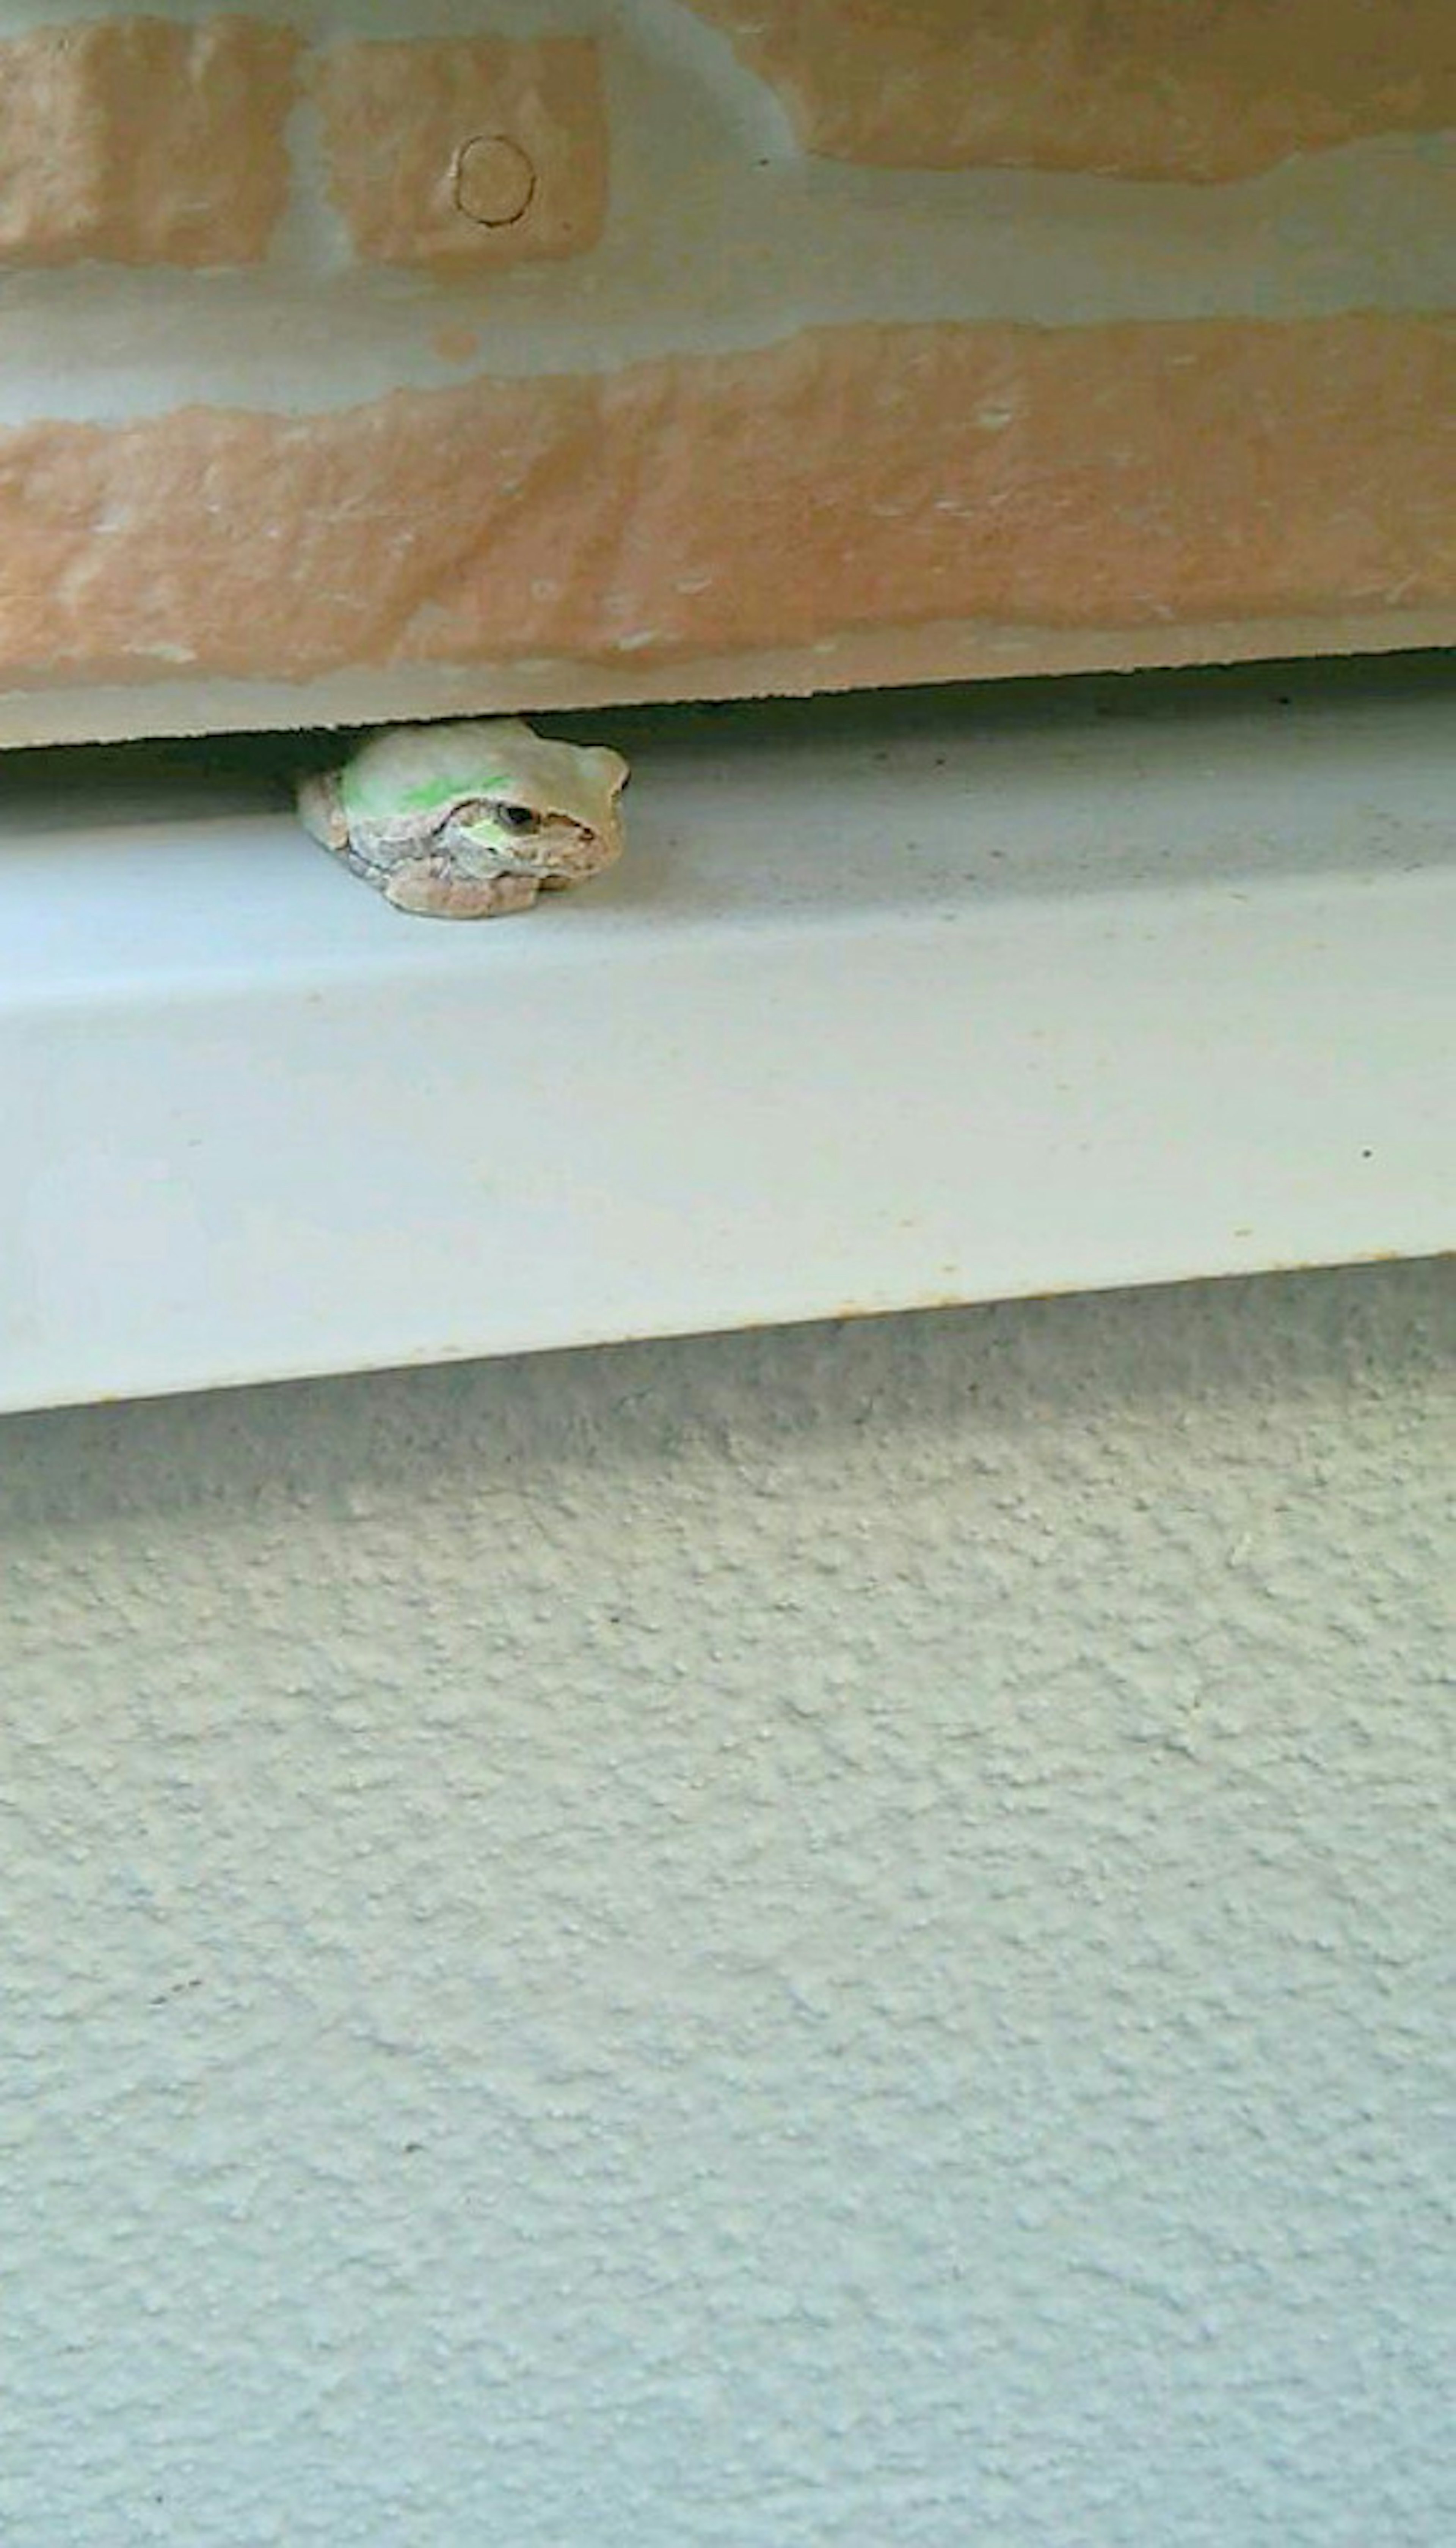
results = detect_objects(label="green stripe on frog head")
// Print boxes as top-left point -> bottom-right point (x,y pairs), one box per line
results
344,768 -> 511,820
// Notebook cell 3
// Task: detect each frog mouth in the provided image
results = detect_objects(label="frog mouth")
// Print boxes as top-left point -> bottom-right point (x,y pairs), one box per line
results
445,806 -> 596,878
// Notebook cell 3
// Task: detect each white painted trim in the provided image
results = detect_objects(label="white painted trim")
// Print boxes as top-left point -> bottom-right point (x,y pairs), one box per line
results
1,664 -> 1451,1412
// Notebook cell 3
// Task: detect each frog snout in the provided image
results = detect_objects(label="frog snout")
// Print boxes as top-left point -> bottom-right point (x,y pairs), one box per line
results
544,819 -> 609,875
439,809 -> 607,881
440,812 -> 540,876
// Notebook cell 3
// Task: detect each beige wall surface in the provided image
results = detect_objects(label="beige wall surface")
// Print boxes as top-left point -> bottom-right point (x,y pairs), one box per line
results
0,0 -> 1451,740
2,1259 -> 1453,2543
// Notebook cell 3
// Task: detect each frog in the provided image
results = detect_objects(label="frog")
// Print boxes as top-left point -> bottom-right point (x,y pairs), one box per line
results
297,718 -> 630,919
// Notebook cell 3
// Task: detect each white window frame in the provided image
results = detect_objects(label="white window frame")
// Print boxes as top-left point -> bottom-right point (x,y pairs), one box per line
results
1,659 -> 1451,1413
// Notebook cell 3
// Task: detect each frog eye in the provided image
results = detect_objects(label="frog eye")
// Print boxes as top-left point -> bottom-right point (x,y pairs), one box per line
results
496,802 -> 543,834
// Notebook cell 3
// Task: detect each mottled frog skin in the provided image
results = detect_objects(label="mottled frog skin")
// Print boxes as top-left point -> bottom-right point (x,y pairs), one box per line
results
298,719 -> 629,918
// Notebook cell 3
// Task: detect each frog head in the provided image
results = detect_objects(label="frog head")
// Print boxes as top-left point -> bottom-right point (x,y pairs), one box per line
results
340,718 -> 630,889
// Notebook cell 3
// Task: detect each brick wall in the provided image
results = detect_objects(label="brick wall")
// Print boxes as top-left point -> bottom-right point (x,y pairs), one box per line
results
0,2 -> 1451,743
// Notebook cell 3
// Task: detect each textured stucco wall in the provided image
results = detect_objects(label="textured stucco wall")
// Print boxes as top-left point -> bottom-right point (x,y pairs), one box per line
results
2,1260 -> 1453,2546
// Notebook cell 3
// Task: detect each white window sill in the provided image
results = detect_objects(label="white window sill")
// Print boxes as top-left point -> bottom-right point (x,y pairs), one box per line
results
1,660 -> 1451,1414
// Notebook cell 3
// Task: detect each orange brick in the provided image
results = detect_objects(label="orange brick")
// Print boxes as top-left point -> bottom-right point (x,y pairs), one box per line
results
0,316 -> 1450,700
0,16 -> 299,267
684,0 -> 1456,181
315,36 -> 607,271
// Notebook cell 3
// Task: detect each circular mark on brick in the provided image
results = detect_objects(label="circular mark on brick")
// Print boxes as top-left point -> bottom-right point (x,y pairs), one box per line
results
454,135 -> 536,229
